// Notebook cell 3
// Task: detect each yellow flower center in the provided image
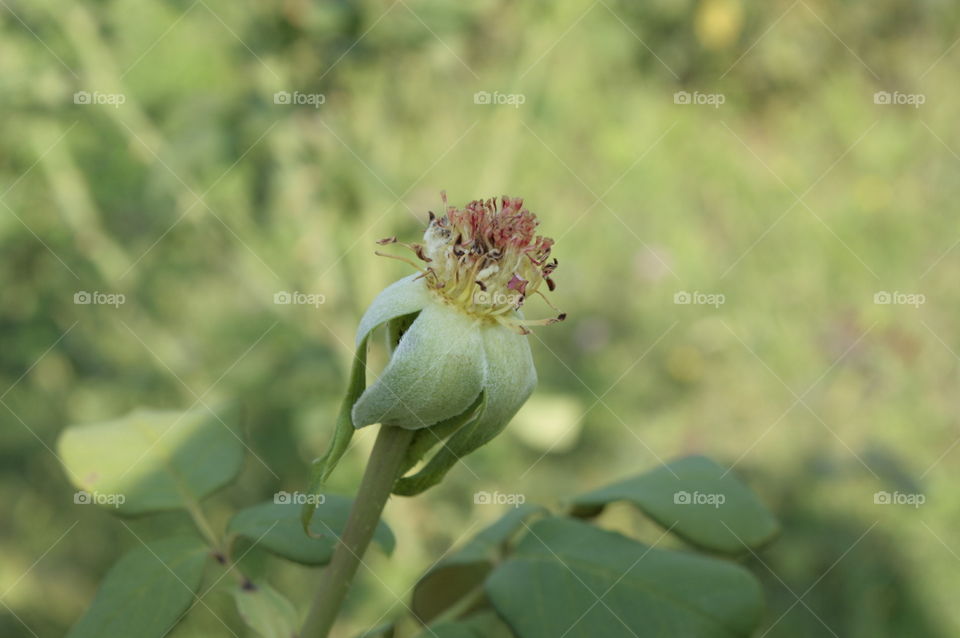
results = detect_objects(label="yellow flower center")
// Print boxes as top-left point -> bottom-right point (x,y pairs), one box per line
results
377,193 -> 564,333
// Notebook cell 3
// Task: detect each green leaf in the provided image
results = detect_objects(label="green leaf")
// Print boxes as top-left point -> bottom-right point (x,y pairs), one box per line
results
570,455 -> 779,553
301,335 -> 368,535
232,581 -> 299,638
58,408 -> 245,516
413,504 -> 543,624
486,517 -> 764,638
414,611 -> 515,638
355,622 -> 395,638
230,498 -> 394,566
67,536 -> 209,638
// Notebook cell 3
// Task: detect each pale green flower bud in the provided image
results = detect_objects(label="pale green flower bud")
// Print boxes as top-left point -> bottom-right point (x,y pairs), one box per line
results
349,194 -> 565,495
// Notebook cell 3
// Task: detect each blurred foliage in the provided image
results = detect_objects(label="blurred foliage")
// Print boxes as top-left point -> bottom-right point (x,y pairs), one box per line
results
1,0 -> 959,636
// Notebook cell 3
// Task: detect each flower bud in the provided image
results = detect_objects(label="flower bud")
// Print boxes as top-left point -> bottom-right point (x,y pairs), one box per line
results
349,194 -> 564,494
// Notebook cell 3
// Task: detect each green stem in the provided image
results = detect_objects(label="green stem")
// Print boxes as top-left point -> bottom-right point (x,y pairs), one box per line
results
184,497 -> 222,552
185,496 -> 248,586
301,424 -> 414,638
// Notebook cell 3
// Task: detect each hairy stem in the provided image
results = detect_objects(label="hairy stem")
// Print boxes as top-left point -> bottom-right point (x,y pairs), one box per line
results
301,425 -> 414,638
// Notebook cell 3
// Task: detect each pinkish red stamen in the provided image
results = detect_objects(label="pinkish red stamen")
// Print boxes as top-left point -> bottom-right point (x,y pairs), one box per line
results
377,193 -> 565,332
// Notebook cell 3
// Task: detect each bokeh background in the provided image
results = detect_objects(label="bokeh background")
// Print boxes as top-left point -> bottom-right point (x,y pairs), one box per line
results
2,0 -> 959,636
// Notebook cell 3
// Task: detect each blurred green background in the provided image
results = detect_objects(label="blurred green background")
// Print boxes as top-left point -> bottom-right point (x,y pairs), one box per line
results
2,0 -> 959,635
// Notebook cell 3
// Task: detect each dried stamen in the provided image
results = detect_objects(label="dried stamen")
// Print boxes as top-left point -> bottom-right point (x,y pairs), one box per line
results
377,193 -> 564,331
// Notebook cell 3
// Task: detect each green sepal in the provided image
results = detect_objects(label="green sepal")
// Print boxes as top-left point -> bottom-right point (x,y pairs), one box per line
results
356,274 -> 433,348
393,321 -> 535,496
301,334 -> 369,536
393,393 -> 492,496
352,303 -> 485,430
397,392 -> 484,478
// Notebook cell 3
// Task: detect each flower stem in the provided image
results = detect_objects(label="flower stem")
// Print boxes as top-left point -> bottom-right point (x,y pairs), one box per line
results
301,424 -> 414,638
